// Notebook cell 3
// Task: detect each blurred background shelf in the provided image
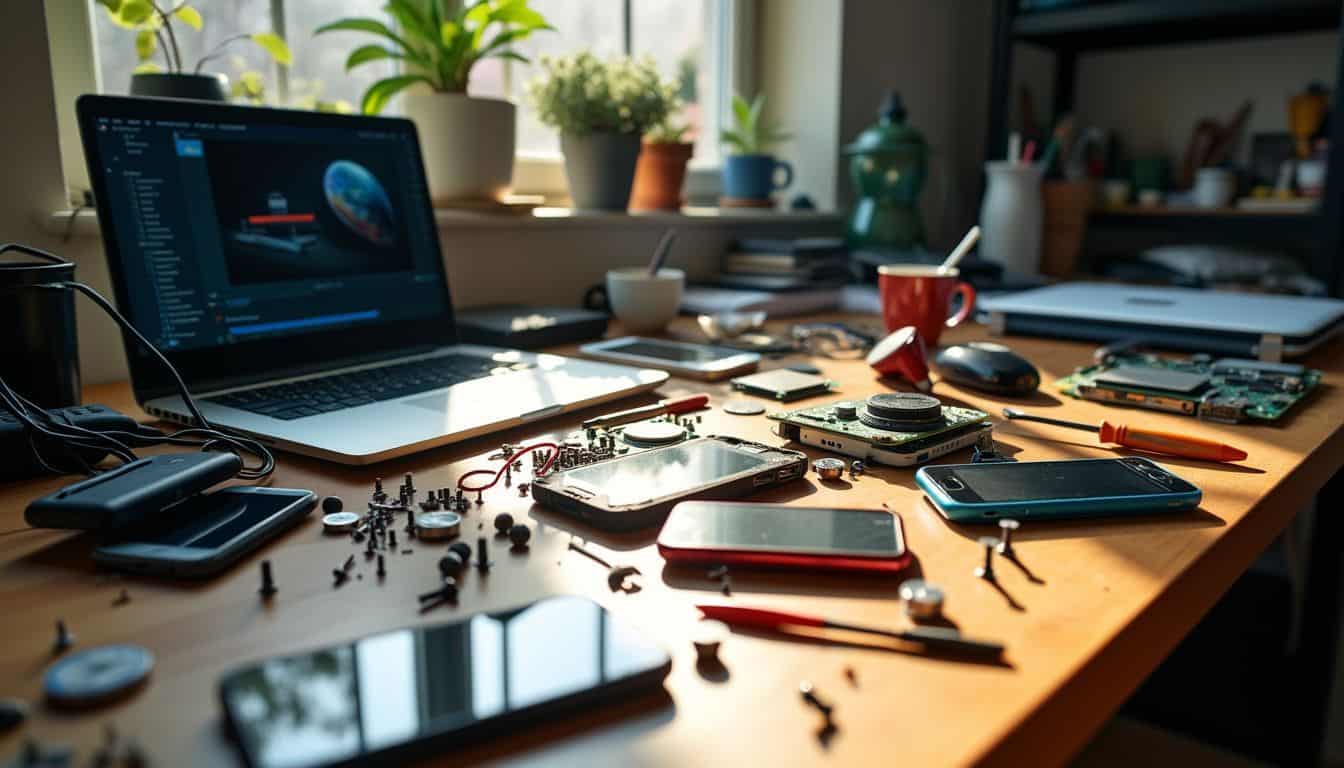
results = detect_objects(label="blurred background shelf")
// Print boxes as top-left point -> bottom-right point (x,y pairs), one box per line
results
1013,0 -> 1342,51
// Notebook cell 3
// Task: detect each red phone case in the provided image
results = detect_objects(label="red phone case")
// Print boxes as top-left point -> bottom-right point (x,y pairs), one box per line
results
657,509 -> 914,575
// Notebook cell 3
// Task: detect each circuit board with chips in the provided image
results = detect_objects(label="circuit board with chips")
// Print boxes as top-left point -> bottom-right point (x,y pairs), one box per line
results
767,394 -> 992,466
1056,354 -> 1321,423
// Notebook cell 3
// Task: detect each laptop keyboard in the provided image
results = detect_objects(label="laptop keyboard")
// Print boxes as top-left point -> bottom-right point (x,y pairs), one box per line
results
208,354 -> 531,421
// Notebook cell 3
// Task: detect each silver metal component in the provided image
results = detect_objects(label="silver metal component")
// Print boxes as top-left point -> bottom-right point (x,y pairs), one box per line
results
416,511 -> 463,541
996,519 -> 1021,557
723,400 -> 766,416
813,457 -> 846,481
321,512 -> 361,533
898,579 -> 945,620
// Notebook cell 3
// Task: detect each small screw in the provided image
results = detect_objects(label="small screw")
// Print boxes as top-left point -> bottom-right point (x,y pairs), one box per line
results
406,506 -> 416,535
53,620 -> 75,653
259,560 -> 277,598
974,536 -> 998,581
113,588 -> 132,606
418,577 -> 458,603
997,519 -> 1020,557
476,490 -> 484,505
376,554 -> 386,580
404,473 -> 414,492
476,536 -> 493,571
388,530 -> 397,548
332,569 -> 349,587
799,681 -> 834,719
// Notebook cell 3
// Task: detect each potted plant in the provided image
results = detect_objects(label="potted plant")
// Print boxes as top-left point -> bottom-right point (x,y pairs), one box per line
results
527,53 -> 678,211
317,0 -> 553,206
630,120 -> 694,212
720,93 -> 793,206
97,0 -> 291,101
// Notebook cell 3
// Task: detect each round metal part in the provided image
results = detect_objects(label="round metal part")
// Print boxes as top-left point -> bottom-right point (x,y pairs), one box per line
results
321,511 -> 361,534
723,400 -> 767,416
859,392 -> 944,432
44,645 -> 154,709
813,457 -> 847,481
416,511 -> 462,541
621,420 -> 687,445
832,401 -> 860,420
899,579 -> 945,621
691,620 -> 729,664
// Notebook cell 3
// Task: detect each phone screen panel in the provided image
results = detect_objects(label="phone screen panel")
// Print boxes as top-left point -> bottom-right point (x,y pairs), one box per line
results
606,338 -> 741,363
219,596 -> 670,768
660,503 -> 903,558
930,459 -> 1175,503
561,441 -> 770,507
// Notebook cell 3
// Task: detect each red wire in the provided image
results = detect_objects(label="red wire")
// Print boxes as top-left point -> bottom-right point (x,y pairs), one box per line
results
456,442 -> 560,492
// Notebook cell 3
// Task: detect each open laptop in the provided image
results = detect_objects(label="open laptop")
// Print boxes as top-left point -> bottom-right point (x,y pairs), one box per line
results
978,282 -> 1344,361
77,95 -> 667,464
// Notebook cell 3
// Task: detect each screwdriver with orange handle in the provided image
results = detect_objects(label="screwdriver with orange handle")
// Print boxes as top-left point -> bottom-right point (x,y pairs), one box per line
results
1002,408 -> 1248,463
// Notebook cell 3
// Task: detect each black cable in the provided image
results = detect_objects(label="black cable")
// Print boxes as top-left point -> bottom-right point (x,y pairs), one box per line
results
0,242 -> 274,480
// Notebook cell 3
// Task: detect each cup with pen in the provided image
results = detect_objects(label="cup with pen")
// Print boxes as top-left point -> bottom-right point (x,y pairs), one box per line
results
583,229 -> 684,333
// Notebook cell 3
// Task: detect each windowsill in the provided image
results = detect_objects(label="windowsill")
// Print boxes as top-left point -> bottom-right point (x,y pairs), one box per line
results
45,206 -> 843,238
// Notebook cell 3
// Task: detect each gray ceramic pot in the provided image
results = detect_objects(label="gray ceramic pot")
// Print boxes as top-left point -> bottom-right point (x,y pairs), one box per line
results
560,131 -> 642,211
129,73 -> 229,101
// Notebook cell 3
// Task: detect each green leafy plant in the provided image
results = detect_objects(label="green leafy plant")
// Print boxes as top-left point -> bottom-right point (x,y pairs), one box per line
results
97,0 -> 291,75
720,93 -> 791,156
316,0 -> 554,115
526,53 -> 679,136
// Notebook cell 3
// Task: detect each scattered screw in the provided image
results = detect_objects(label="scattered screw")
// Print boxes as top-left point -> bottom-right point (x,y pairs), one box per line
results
404,473 -> 414,492
52,620 -> 75,654
388,530 -> 397,548
376,555 -> 386,580
844,666 -> 857,686
494,513 -> 514,535
259,560 -> 278,598
405,506 -> 416,536
849,460 -> 865,480
508,524 -> 531,549
519,482 -> 530,496
321,496 -> 343,515
974,536 -> 998,581
418,577 -> 458,603
373,477 -> 385,500
996,519 -> 1020,558
799,681 -> 834,719
504,465 -> 512,487
475,490 -> 484,505
112,589 -> 131,606
476,536 -> 493,571
332,568 -> 349,587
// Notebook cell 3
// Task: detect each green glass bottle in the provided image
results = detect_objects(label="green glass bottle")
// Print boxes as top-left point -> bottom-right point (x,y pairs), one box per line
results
844,92 -> 928,251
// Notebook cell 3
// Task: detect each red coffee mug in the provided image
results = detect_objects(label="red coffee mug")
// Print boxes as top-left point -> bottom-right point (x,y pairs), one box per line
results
876,265 -> 976,346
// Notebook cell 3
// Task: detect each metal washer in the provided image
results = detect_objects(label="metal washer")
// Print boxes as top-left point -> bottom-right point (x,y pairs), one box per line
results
321,512 -> 361,534
723,400 -> 766,416
813,457 -> 847,481
416,511 -> 462,541
44,644 -> 154,709
621,420 -> 687,445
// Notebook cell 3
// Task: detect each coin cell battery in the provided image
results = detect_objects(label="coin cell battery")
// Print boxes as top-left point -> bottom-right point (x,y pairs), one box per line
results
416,511 -> 463,541
321,512 -> 361,534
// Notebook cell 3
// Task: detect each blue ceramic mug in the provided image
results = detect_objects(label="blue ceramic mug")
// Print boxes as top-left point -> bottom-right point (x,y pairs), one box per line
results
722,155 -> 793,200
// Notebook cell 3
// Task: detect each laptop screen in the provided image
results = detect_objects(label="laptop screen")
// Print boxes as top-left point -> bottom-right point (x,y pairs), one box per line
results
79,96 -> 455,397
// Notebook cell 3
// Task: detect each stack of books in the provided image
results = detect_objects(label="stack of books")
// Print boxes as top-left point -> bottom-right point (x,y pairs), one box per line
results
713,237 -> 851,292
682,237 -> 851,317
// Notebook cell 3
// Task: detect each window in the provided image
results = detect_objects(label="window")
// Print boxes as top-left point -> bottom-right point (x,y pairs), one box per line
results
89,1 -> 740,175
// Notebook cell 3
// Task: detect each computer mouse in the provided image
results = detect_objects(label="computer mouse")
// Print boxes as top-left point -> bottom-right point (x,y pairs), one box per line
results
932,342 -> 1040,396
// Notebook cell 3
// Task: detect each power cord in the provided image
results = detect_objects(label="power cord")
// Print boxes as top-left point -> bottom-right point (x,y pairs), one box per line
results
0,242 -> 275,480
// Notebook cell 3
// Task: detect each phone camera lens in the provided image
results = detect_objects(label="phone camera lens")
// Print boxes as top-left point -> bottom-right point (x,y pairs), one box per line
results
1146,470 -> 1168,482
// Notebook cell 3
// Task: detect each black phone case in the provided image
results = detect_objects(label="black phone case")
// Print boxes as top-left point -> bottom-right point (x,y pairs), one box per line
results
92,487 -> 316,578
530,435 -> 809,531
25,451 -> 243,531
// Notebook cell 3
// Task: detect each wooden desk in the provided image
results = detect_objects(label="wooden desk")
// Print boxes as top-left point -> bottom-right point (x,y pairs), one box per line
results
2,319 -> 1341,767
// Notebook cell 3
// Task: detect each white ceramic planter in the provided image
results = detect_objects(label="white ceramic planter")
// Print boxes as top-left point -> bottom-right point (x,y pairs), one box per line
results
404,90 -> 515,205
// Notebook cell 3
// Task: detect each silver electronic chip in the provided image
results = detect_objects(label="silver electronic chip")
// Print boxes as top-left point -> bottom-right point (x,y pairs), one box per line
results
1093,366 -> 1211,394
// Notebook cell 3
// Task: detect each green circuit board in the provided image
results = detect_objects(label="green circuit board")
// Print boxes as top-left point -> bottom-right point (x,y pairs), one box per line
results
767,402 -> 990,446
1056,353 -> 1321,424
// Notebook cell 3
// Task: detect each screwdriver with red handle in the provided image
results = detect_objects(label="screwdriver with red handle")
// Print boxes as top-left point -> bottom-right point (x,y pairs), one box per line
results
1002,408 -> 1248,463
581,393 -> 709,430
698,604 -> 1005,657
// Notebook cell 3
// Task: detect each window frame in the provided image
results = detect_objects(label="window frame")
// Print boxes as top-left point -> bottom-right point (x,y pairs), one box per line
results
53,0 -> 755,206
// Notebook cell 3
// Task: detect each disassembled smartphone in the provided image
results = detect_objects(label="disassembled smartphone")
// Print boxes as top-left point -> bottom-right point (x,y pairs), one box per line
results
768,393 -> 991,467
579,337 -> 761,380
531,435 -> 808,530
916,456 -> 1202,523
94,486 -> 316,577
658,501 -> 912,575
1057,351 -> 1321,423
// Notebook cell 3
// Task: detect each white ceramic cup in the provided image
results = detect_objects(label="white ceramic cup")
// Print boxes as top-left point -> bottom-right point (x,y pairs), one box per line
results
606,267 -> 684,333
1193,168 -> 1235,209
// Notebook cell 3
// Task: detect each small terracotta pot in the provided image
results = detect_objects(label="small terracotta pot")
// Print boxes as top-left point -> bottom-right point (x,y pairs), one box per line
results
630,141 -> 694,211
